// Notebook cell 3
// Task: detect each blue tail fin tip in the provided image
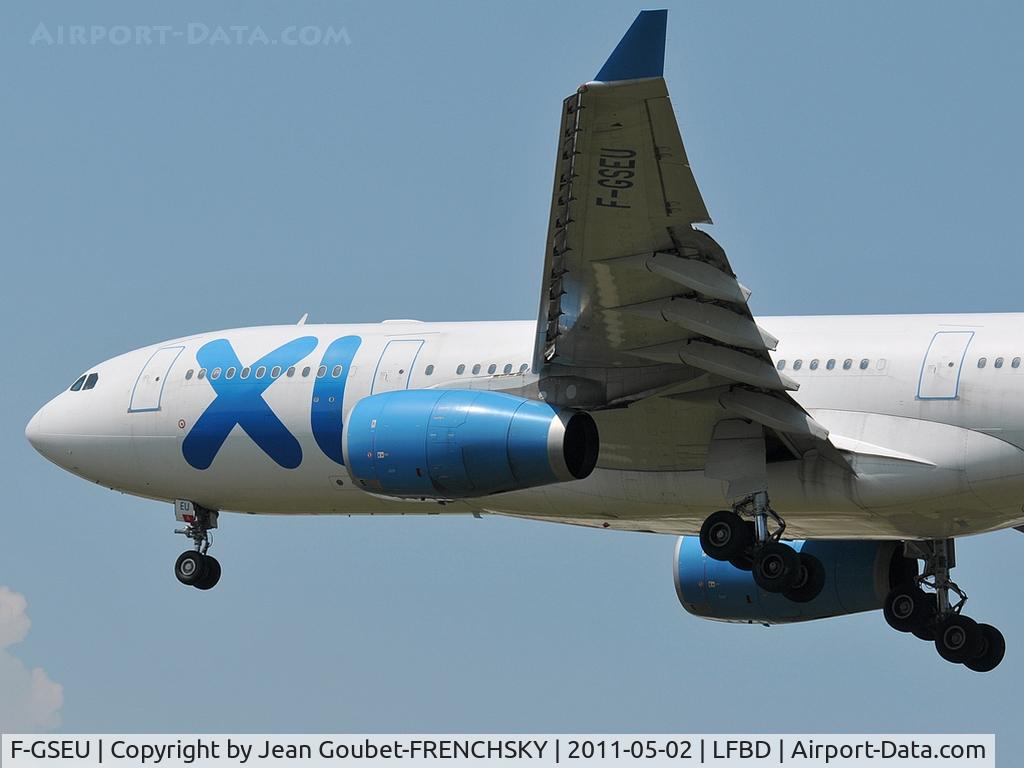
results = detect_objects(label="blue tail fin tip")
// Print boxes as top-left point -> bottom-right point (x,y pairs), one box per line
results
595,9 -> 668,83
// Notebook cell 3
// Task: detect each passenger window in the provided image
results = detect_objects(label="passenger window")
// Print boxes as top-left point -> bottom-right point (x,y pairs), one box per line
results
271,366 -> 282,379
225,367 -> 236,380
1014,357 -> 1021,369
792,360 -> 802,371
83,373 -> 99,390
456,364 -> 466,375
978,358 -> 987,369
809,359 -> 819,370
472,364 -> 481,375
488,364 -> 497,374
210,368 -> 221,380
995,357 -> 1004,369
519,363 -> 529,373
776,360 -> 786,371
316,365 -> 327,379
503,364 -> 513,374
302,366 -> 311,377
286,367 -> 296,377
255,366 -> 267,379
240,367 -> 251,379
877,359 -> 887,371
842,359 -> 853,370
198,369 -> 207,380
70,375 -> 87,391
859,359 -> 869,370
826,359 -> 836,370
331,365 -> 343,378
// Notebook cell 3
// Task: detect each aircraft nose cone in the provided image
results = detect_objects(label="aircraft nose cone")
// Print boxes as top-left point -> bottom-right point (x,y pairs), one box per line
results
25,400 -> 61,462
25,404 -> 46,451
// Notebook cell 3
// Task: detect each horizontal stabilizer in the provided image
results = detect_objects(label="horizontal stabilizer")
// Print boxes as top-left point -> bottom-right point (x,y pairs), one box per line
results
595,10 -> 668,82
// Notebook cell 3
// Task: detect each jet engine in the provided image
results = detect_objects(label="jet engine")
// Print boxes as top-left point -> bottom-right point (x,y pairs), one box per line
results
674,536 -> 912,624
343,389 -> 599,499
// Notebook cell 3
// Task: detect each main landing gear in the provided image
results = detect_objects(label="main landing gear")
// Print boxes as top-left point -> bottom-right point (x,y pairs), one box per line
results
173,503 -> 222,591
698,492 -> 825,603
883,539 -> 1004,672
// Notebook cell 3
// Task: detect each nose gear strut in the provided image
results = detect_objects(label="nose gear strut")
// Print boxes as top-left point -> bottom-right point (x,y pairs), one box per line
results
172,501 -> 222,591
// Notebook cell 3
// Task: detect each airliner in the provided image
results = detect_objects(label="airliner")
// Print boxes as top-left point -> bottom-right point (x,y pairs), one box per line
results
26,11 -> 1020,672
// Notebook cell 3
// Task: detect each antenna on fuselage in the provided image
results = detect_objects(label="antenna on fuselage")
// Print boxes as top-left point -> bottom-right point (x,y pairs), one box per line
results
296,313 -> 309,326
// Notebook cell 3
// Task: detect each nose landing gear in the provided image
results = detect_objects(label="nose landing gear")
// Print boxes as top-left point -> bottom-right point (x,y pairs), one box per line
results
883,539 -> 1005,672
698,492 -> 825,602
173,501 -> 221,591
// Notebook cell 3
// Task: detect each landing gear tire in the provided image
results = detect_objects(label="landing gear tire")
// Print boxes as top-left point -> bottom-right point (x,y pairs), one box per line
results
783,552 -> 826,603
194,556 -> 221,591
727,522 -> 756,571
883,584 -> 935,634
911,594 -> 939,641
934,614 -> 985,664
699,511 -> 752,562
964,624 -> 1006,672
752,542 -> 800,593
729,552 -> 754,571
912,625 -> 936,642
174,551 -> 207,586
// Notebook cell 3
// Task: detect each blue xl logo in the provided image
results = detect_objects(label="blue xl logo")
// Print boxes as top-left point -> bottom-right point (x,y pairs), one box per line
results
182,336 -> 318,470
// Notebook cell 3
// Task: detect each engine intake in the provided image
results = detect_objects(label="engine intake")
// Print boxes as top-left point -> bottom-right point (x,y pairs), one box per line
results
674,536 -> 907,624
344,389 -> 599,499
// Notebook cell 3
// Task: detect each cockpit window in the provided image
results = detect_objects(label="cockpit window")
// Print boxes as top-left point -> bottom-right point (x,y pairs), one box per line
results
82,373 -> 99,390
70,375 -> 87,392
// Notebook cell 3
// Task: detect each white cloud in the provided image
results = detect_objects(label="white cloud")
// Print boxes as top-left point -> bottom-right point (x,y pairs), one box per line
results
0,587 -> 63,731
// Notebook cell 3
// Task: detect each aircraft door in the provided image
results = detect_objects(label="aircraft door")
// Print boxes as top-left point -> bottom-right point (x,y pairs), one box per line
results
917,331 -> 974,400
129,346 -> 185,412
371,339 -> 424,394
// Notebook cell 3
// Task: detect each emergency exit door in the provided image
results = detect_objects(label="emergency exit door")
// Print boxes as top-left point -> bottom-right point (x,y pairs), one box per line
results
917,331 -> 974,400
371,339 -> 424,394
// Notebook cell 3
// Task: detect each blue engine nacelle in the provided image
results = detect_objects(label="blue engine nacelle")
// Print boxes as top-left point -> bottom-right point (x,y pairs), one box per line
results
674,536 -> 907,624
343,389 -> 599,499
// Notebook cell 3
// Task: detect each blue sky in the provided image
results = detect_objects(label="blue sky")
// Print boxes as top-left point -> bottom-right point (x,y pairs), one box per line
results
3,0 -> 1024,744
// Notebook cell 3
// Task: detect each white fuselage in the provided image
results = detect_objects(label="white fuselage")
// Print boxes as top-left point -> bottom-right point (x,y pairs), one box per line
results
25,314 -> 1024,541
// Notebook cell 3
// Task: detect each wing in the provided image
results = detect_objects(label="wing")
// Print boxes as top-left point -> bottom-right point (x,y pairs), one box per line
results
533,10 -> 848,476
